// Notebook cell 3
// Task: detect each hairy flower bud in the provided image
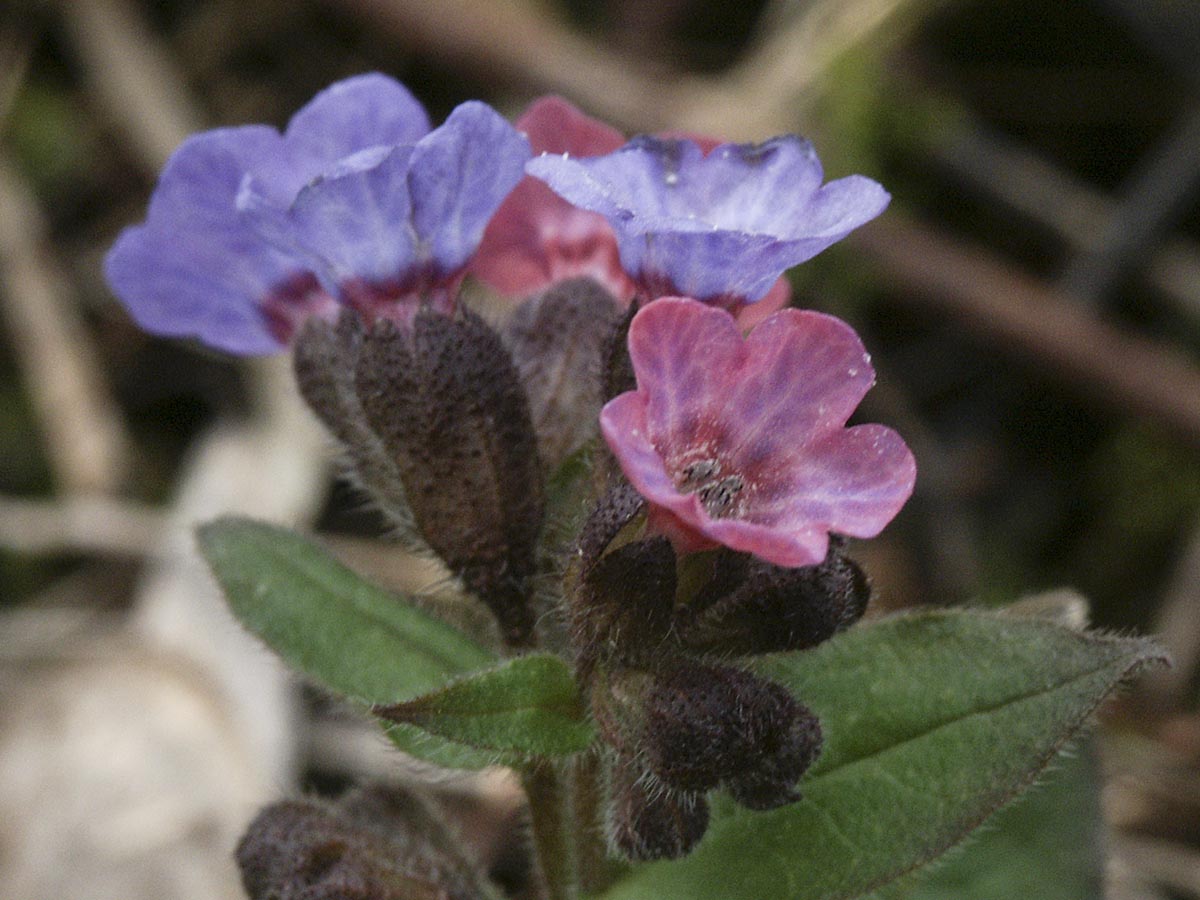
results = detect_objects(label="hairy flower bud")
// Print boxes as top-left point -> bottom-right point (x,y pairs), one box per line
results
503,277 -> 621,471
237,786 -> 490,900
293,313 -> 412,526
355,309 -> 544,646
600,301 -> 638,403
575,481 -> 646,575
680,538 -> 871,656
636,662 -> 823,801
608,754 -> 709,861
571,536 -> 676,675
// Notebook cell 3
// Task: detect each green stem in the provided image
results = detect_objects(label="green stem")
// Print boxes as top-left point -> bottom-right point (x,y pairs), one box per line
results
573,750 -> 620,896
523,759 -> 577,900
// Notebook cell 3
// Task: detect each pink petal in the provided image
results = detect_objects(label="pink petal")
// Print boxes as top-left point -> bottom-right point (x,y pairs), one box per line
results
603,297 -> 916,567
626,299 -> 745,459
517,96 -> 624,156
765,424 -> 917,538
724,310 -> 876,478
472,97 -> 631,299
733,276 -> 791,329
599,392 -> 681,504
702,516 -> 830,568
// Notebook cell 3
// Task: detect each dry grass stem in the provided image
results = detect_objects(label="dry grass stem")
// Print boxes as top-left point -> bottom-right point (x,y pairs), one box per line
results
0,493 -> 165,556
0,156 -> 132,494
56,0 -> 203,169
853,213 -> 1200,446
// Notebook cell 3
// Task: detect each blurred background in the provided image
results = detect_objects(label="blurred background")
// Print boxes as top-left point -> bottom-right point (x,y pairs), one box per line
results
1,0 -> 1199,897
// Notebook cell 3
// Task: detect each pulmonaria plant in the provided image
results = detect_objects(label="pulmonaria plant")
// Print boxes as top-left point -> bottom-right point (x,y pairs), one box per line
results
109,72 -> 1161,900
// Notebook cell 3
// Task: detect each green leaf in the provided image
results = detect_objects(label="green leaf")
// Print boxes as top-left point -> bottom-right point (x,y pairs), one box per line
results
197,516 -> 494,705
595,609 -> 1165,900
904,744 -> 1103,900
376,653 -> 594,756
382,722 -> 512,770
542,439 -> 597,553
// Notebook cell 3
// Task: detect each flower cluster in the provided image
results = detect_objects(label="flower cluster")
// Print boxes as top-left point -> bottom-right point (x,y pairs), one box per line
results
106,74 -> 916,867
106,74 -> 530,352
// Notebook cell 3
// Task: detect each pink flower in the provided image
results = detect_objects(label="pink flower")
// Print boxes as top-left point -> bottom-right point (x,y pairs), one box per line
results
472,96 -> 635,302
600,298 -> 915,567
472,97 -> 791,325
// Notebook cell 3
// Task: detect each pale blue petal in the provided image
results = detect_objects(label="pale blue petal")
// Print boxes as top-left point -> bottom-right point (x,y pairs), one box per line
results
407,101 -> 530,276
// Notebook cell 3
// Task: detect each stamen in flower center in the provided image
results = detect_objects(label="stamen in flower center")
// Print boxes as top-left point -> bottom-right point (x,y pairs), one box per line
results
677,459 -> 721,487
698,475 -> 744,516
674,458 -> 745,518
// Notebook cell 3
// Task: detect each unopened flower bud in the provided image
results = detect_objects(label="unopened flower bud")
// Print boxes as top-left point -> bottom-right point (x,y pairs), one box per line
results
237,786 -> 490,900
723,704 -> 823,810
608,754 -> 709,861
575,482 -> 646,575
680,538 -> 870,656
571,536 -> 676,674
503,277 -> 621,471
638,662 -> 822,800
355,310 -> 544,647
600,301 -> 638,402
293,313 -> 413,525
592,301 -> 640,487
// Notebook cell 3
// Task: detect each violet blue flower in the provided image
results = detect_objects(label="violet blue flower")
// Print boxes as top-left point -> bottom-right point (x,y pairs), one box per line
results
600,297 -> 915,568
473,99 -> 792,325
526,135 -> 889,310
105,73 -> 530,354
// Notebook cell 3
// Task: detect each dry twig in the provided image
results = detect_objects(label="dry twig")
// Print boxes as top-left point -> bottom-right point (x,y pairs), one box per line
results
0,493 -> 164,556
56,0 -> 204,169
852,213 -> 1200,446
1110,833 -> 1200,898
320,0 -> 921,137
1145,517 -> 1200,703
0,156 -> 132,494
671,0 -> 923,138
321,0 -> 665,126
930,119 -> 1200,321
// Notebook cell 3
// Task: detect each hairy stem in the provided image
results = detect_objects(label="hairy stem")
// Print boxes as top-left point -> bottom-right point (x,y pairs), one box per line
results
523,760 -> 577,900
573,749 -> 623,895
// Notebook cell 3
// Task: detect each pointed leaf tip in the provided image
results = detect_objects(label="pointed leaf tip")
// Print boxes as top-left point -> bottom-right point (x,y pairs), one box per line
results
197,516 -> 509,768
374,653 -> 594,757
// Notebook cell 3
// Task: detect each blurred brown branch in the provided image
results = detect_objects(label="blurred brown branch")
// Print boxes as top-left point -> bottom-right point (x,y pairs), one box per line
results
320,0 -> 921,136
670,0 -> 924,138
1147,518 -> 1200,703
57,0 -> 204,169
0,157 -> 132,494
852,213 -> 1200,447
322,0 -> 666,126
932,111 -> 1200,320
0,494 -> 164,556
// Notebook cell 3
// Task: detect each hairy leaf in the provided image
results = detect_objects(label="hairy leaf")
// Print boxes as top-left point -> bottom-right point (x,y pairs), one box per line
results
904,745 -> 1103,900
376,653 -> 593,756
199,517 -> 595,769
198,517 -> 496,702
